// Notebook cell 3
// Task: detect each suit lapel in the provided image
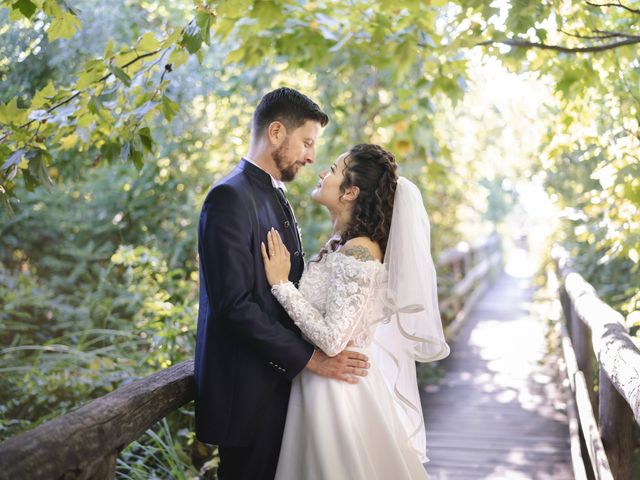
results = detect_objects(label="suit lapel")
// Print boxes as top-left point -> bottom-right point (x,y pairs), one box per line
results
276,188 -> 303,257
240,161 -> 305,279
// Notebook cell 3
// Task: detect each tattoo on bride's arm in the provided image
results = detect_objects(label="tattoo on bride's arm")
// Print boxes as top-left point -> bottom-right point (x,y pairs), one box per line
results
342,245 -> 375,261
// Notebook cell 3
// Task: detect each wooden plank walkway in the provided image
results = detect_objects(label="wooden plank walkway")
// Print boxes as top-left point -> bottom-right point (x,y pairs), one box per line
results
422,271 -> 574,480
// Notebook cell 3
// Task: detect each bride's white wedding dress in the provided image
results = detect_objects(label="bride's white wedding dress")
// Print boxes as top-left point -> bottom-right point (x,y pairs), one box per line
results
272,251 -> 430,480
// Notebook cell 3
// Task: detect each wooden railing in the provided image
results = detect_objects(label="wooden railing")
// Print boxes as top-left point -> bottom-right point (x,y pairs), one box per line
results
0,361 -> 194,479
553,247 -> 640,480
0,234 -> 503,479
438,233 -> 502,339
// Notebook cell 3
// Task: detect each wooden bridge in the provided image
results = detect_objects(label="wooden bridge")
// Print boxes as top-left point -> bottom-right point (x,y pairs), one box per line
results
0,235 -> 638,479
423,269 -> 573,479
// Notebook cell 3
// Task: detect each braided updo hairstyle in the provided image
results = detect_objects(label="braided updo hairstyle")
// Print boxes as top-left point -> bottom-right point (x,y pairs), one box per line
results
315,143 -> 399,261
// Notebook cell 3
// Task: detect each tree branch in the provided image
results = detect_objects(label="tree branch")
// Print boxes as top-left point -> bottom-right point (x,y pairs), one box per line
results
585,1 -> 640,15
477,36 -> 640,53
0,49 -> 162,144
594,29 -> 636,36
117,48 -> 162,72
559,28 -> 629,40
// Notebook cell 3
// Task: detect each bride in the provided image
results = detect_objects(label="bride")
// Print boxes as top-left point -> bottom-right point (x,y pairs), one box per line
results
260,143 -> 450,479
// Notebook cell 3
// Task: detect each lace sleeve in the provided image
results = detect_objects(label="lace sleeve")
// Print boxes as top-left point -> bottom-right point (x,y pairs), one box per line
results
271,255 -> 376,357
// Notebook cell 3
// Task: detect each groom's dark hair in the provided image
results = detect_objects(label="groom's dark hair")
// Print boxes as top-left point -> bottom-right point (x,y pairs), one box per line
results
252,87 -> 329,138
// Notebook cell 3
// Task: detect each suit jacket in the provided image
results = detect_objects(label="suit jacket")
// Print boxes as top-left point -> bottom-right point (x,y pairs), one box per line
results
194,159 -> 314,446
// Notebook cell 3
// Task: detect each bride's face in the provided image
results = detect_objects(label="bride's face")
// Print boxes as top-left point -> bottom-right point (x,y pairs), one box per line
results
311,152 -> 351,210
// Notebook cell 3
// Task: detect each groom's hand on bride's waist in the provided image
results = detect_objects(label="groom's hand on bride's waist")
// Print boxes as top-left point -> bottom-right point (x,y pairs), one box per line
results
305,348 -> 370,384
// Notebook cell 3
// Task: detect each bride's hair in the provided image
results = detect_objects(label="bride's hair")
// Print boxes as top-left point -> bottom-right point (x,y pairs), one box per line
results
314,143 -> 398,262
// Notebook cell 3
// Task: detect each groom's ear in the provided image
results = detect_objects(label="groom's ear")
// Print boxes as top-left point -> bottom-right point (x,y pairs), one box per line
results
267,121 -> 287,147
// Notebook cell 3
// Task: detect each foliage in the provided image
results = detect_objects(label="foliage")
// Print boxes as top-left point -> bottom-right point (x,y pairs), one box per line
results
117,415 -> 202,480
0,0 -> 211,211
0,0 -> 502,212
473,0 -> 640,317
0,154 -> 200,439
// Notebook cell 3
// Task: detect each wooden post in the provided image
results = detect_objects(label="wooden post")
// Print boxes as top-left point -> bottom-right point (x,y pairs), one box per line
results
574,372 -> 614,480
559,322 -> 588,480
462,248 -> 471,278
570,304 -> 594,404
559,286 -> 571,330
570,308 -> 593,378
599,369 -> 632,480
553,247 -> 640,479
451,258 -> 463,316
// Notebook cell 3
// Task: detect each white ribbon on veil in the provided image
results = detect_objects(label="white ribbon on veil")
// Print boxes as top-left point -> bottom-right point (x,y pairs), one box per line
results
371,176 -> 450,463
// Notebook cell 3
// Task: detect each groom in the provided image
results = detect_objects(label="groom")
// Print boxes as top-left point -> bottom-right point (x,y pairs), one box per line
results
194,87 -> 370,479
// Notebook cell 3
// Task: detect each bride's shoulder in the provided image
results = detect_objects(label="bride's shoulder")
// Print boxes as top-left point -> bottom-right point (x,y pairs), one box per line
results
337,237 -> 383,263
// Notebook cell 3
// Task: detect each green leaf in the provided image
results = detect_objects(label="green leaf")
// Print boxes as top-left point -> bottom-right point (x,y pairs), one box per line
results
104,39 -> 115,59
224,47 -> 244,65
138,127 -> 154,153
195,12 -> 213,46
59,133 -> 79,150
13,0 -> 37,19
161,95 -> 179,122
160,28 -> 182,48
109,66 -> 131,87
76,64 -> 106,89
88,95 -> 109,121
138,32 -> 161,52
31,81 -> 56,109
180,21 -> 202,54
88,95 -> 104,114
76,71 -> 95,90
252,2 -> 285,30
131,148 -> 144,171
0,145 -> 11,164
0,98 -> 28,125
0,185 -> 12,215
168,48 -> 189,68
30,150 -> 53,188
43,0 -> 63,16
125,136 -> 145,171
76,110 -> 94,128
22,168 -> 38,192
47,11 -> 82,41
394,40 -> 415,79
216,0 -> 252,17
556,68 -> 580,96
214,17 -> 236,40
536,28 -> 548,42
115,50 -> 138,67
100,141 -> 121,162
8,7 -> 25,22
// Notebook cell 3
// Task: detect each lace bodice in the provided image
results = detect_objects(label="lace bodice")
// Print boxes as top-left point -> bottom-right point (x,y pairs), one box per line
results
271,251 -> 386,357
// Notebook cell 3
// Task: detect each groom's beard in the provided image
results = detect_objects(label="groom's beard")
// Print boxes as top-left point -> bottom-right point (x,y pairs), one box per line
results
273,139 -> 297,182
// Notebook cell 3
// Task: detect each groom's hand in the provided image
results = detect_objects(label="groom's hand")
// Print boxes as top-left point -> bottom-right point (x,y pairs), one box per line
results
305,349 -> 370,384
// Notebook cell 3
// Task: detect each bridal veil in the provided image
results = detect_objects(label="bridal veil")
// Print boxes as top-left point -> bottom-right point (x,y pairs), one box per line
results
372,176 -> 450,462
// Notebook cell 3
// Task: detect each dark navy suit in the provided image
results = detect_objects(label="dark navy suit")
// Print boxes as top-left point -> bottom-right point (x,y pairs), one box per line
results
194,159 -> 314,479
